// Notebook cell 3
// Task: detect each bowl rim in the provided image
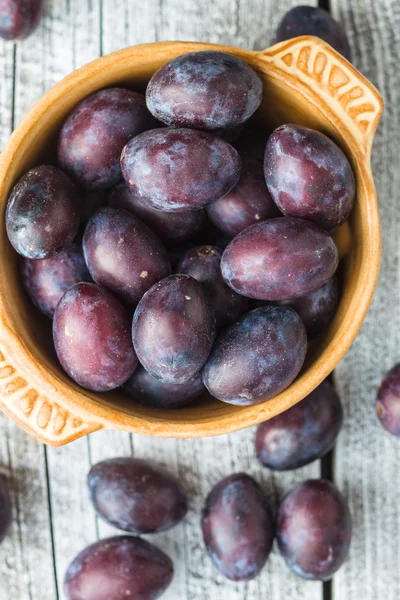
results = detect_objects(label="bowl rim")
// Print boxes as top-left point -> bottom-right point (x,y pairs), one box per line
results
0,38 -> 383,444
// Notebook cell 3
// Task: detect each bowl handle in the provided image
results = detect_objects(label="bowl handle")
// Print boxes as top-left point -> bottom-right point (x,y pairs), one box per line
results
0,347 -> 103,445
255,36 -> 383,157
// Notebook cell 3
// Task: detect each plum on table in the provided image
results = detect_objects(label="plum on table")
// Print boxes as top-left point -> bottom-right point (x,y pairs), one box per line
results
201,473 -> 274,581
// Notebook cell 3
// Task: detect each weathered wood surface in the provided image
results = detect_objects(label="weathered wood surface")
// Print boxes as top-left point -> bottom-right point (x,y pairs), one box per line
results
332,0 -> 400,599
0,0 -> 396,599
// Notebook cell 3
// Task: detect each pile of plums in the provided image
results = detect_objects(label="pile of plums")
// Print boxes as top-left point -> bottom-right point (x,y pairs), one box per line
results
6,48 -> 356,410
63,379 -> 351,600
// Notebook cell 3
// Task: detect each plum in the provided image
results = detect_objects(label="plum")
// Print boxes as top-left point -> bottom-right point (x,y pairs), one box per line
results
108,181 -> 206,246
0,0 -> 42,40
277,479 -> 352,580
83,207 -> 170,307
221,217 -> 339,301
201,473 -> 274,581
278,276 -> 340,339
255,380 -> 343,470
64,535 -> 173,600
376,364 -> 400,437
146,51 -> 262,130
175,245 -> 248,328
58,88 -> 156,190
53,282 -> 137,391
0,477 -> 12,543
202,306 -> 307,406
132,275 -> 216,384
21,240 -> 91,318
6,165 -> 79,259
276,6 -> 352,62
120,128 -> 241,212
124,365 -> 204,408
88,458 -> 187,534
264,124 -> 355,232
206,156 -> 281,237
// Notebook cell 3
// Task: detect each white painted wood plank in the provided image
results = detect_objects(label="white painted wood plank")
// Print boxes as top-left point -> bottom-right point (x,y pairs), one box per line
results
0,41 -> 14,149
100,1 -> 322,599
0,20 -> 58,600
0,415 -> 57,600
0,36 -> 46,600
332,1 -> 400,599
11,2 -> 101,598
101,0 -> 318,52
46,438 -> 96,599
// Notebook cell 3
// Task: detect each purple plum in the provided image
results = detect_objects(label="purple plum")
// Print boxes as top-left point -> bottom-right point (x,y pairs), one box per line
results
64,536 -> 173,600
53,282 -> 138,391
88,458 -> 187,534
0,0 -> 42,40
221,217 -> 339,301
58,88 -> 156,190
120,128 -> 241,212
264,124 -> 355,232
201,473 -> 274,581
376,364 -> 400,437
6,165 -> 79,259
256,379 -> 343,470
146,51 -> 262,130
83,207 -> 170,307
276,6 -> 352,62
277,479 -> 352,580
132,275 -> 216,384
202,306 -> 307,406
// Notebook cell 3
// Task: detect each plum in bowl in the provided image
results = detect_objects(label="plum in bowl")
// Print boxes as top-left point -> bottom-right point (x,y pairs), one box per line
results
0,38 -> 382,444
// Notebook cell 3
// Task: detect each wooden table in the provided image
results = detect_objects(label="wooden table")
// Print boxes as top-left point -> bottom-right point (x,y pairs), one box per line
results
0,0 -> 398,598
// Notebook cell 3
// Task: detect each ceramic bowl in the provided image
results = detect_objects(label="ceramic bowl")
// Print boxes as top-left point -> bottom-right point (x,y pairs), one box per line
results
0,37 -> 383,445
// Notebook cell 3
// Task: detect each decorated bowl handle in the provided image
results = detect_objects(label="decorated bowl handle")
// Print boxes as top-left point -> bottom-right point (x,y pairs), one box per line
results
0,345 -> 103,446
255,36 -> 383,157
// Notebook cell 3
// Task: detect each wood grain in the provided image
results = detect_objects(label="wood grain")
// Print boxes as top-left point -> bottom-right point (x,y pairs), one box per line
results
0,37 -> 32,600
332,0 -> 400,599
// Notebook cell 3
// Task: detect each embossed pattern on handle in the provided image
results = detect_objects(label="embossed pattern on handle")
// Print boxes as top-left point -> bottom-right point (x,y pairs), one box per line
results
0,346 -> 102,445
257,37 -> 383,156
